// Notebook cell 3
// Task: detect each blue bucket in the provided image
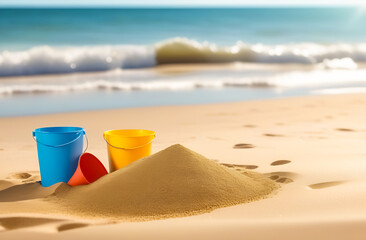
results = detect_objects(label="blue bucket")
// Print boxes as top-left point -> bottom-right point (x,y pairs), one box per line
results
33,127 -> 87,187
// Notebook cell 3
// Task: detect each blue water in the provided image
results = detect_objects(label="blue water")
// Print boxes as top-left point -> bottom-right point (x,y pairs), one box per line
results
0,87 -> 314,117
1,7 -> 366,117
1,8 -> 366,50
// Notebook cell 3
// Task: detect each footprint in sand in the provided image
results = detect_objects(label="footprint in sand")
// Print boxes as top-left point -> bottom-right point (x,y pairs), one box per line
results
270,160 -> 291,166
265,171 -> 297,184
6,171 -> 41,184
0,217 -> 89,232
269,175 -> 279,180
11,172 -> 32,180
0,182 -> 65,202
275,178 -> 294,184
0,217 -> 61,231
221,163 -> 258,170
243,124 -> 256,128
308,181 -> 345,189
57,223 -> 89,232
335,128 -> 355,132
21,176 -> 41,183
263,133 -> 285,137
241,165 -> 258,170
233,143 -> 255,149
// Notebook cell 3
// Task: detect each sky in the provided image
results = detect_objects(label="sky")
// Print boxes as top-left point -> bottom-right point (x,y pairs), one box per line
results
0,0 -> 364,7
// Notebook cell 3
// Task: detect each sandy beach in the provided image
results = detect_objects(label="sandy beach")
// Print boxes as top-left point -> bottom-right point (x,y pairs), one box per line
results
0,93 -> 365,239
2,5 -> 366,240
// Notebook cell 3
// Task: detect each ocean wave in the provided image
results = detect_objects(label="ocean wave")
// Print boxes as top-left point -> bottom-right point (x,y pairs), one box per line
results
156,38 -> 366,65
1,38 -> 366,76
0,45 -> 155,76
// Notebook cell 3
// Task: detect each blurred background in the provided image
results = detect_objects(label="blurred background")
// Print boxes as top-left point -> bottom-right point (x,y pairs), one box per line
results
1,0 -> 366,117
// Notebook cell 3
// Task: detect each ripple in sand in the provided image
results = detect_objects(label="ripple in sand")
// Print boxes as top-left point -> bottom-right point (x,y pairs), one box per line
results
308,181 -> 345,189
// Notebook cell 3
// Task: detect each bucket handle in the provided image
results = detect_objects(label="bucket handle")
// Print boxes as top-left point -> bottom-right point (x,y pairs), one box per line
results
33,131 -> 88,152
103,133 -> 155,150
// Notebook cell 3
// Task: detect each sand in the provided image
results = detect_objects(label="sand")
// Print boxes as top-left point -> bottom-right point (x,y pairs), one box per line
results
52,144 -> 278,220
0,93 -> 366,239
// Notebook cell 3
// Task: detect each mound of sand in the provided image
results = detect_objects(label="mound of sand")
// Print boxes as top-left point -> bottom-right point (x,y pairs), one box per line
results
53,144 -> 279,220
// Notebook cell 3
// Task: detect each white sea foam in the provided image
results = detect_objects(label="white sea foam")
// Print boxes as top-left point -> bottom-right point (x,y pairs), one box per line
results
317,58 -> 358,70
2,38 -> 366,76
0,45 -> 155,76
2,68 -> 366,95
312,87 -> 366,95
0,78 -> 261,95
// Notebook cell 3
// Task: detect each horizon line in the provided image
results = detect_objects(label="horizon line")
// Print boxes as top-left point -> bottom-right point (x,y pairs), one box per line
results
0,4 -> 362,8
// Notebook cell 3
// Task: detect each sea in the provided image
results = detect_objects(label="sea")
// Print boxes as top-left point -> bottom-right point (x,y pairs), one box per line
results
1,7 -> 366,117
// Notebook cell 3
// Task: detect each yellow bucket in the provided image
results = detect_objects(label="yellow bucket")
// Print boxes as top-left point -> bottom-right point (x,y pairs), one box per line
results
103,129 -> 156,172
